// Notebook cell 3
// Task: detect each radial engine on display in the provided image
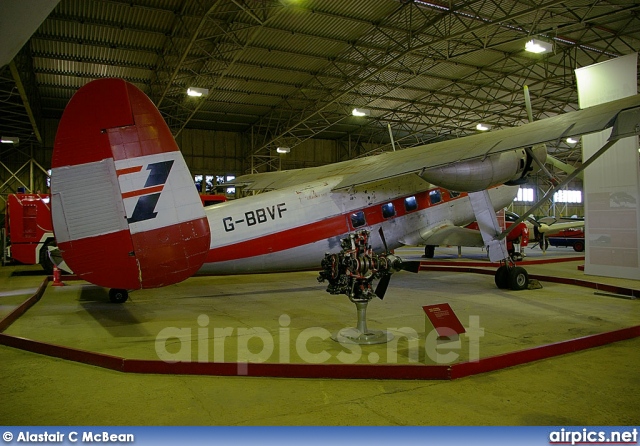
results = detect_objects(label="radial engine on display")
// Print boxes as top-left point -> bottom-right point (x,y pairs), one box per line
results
317,230 -> 420,302
317,229 -> 421,344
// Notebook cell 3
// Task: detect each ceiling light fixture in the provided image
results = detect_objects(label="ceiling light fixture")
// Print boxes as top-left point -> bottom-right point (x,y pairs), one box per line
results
1,136 -> 19,144
276,147 -> 290,154
525,39 -> 553,54
476,123 -> 491,131
566,137 -> 579,145
352,108 -> 371,117
187,87 -> 209,97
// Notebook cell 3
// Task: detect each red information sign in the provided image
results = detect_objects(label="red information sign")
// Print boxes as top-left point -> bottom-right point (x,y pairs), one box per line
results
422,303 -> 465,337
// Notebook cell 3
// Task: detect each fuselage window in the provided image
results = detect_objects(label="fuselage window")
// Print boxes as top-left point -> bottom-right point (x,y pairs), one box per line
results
429,189 -> 442,205
449,190 -> 460,198
381,202 -> 395,219
404,196 -> 418,212
351,211 -> 366,228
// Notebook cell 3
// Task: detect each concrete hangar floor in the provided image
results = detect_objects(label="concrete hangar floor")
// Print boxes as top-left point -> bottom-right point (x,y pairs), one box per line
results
0,245 -> 638,426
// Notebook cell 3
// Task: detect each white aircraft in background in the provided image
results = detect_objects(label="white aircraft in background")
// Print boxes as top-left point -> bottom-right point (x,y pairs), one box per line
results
49,78 -> 640,302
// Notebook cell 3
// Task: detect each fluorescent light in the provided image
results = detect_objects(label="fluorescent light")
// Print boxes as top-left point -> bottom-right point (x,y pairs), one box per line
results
1,136 -> 19,144
525,39 -> 553,54
276,147 -> 290,154
476,123 -> 491,131
566,137 -> 579,145
352,108 -> 371,117
187,87 -> 209,97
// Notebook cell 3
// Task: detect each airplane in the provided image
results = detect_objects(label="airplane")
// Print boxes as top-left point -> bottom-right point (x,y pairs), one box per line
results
49,78 -> 640,303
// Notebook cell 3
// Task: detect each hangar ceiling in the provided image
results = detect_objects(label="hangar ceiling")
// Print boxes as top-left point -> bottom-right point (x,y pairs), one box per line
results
1,0 -> 639,173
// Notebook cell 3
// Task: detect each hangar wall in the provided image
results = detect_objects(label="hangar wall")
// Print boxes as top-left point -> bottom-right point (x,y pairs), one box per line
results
0,120 -> 344,217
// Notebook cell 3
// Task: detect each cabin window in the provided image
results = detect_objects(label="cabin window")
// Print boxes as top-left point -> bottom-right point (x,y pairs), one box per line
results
381,202 -> 395,219
449,190 -> 460,198
429,189 -> 442,205
351,211 -> 366,228
404,196 -> 418,212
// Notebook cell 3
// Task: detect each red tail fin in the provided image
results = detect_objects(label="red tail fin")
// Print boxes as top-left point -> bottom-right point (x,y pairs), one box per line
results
51,78 -> 210,290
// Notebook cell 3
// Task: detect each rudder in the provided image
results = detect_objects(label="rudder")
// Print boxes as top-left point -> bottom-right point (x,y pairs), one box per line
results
51,78 -> 210,290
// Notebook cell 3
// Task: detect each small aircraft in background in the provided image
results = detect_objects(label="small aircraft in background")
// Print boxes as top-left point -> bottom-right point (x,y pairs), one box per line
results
49,78 -> 640,302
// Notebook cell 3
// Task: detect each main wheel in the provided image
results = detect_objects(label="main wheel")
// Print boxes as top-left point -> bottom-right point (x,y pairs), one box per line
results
508,266 -> 529,291
494,265 -> 509,289
109,288 -> 129,303
423,245 -> 435,258
39,240 -> 55,275
573,241 -> 585,252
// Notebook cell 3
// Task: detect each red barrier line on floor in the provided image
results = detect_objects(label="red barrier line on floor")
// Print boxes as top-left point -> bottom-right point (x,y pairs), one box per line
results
450,325 -> 640,380
122,360 -> 452,380
527,275 -> 640,298
418,266 -> 640,298
0,277 -> 49,332
0,333 -> 124,371
1,274 -> 638,381
422,256 -> 584,268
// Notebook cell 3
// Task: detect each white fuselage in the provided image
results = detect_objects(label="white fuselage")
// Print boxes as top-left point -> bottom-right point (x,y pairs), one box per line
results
198,175 -> 518,274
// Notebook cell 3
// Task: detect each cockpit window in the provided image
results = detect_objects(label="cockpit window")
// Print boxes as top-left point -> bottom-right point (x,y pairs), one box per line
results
351,211 -> 366,228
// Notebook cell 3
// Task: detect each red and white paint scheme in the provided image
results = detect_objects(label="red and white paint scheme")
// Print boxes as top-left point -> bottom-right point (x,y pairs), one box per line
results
50,79 -> 640,301
51,78 -> 210,294
201,176 -> 518,275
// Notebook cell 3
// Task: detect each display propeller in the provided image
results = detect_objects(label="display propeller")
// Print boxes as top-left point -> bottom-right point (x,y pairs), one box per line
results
375,274 -> 391,299
374,227 -> 421,299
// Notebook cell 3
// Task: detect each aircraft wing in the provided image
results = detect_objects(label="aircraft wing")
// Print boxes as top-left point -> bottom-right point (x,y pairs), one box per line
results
416,223 -> 485,248
233,94 -> 640,192
538,220 -> 585,236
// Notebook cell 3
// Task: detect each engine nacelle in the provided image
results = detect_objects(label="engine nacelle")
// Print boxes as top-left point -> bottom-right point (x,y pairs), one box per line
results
420,145 -> 546,192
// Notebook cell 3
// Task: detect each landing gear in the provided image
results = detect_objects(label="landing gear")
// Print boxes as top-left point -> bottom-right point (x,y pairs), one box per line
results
422,245 -> 436,258
495,265 -> 509,289
494,263 -> 529,291
508,266 -> 529,291
109,288 -> 129,303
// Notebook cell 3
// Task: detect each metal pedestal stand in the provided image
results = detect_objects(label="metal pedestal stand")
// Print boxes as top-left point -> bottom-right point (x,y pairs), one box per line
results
332,300 -> 393,345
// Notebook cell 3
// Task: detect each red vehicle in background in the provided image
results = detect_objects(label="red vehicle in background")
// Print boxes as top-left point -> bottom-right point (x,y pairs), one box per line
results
547,227 -> 585,252
2,192 -> 227,273
2,193 -> 55,272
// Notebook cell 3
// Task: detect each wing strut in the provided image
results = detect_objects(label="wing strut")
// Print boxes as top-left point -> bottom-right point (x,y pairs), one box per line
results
498,137 -> 618,242
468,190 -> 530,290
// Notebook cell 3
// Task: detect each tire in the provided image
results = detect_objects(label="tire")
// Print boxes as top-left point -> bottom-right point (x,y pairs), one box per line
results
423,245 -> 435,258
39,240 -> 55,275
109,288 -> 129,303
494,265 -> 509,289
508,266 -> 529,291
573,241 -> 584,252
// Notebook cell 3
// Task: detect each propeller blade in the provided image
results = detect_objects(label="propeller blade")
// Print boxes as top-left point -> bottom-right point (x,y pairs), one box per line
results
378,227 -> 389,253
401,260 -> 422,274
375,274 -> 391,299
